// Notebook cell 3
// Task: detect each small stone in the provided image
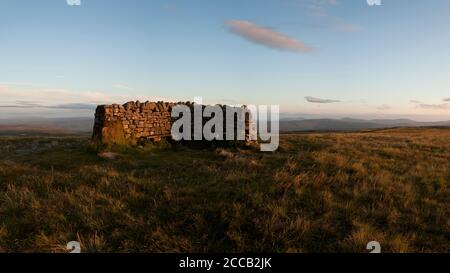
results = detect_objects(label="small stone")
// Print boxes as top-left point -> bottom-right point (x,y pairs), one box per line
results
98,151 -> 120,160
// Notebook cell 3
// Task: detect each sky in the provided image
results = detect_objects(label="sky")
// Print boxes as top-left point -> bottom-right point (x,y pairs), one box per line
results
0,0 -> 450,120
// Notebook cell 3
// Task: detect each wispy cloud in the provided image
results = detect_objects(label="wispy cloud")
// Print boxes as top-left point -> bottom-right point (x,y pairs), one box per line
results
333,18 -> 362,32
295,0 -> 362,32
305,96 -> 340,103
0,82 -> 49,88
49,103 -> 97,110
0,84 -> 154,107
411,99 -> 450,110
304,0 -> 340,17
418,103 -> 450,110
15,100 -> 43,107
113,84 -> 134,91
377,104 -> 391,111
226,20 -> 314,53
0,102 -> 97,110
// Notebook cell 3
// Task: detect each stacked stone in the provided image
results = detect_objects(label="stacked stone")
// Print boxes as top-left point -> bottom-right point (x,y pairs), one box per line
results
121,101 -> 174,141
93,101 -> 176,144
92,100 -> 254,145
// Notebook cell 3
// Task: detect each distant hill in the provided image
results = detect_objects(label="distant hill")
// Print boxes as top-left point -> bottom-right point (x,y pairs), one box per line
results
280,118 -> 450,132
1,116 -> 450,135
0,124 -> 71,135
0,117 -> 93,135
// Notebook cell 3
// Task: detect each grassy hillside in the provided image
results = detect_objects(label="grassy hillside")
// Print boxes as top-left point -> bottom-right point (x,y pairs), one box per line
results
0,128 -> 449,252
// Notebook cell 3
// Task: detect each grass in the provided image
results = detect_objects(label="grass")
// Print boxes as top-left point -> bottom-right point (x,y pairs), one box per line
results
0,128 -> 449,253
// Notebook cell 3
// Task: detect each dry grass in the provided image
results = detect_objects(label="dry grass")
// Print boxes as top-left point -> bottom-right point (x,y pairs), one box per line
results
0,128 -> 449,253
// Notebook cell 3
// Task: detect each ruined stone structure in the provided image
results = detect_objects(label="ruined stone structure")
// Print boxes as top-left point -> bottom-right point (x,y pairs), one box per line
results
92,101 -> 253,146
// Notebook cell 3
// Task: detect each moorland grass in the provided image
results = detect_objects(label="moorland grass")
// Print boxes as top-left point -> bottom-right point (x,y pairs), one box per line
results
0,128 -> 448,252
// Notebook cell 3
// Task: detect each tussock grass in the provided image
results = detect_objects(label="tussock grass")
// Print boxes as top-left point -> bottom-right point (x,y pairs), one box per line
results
0,128 -> 449,252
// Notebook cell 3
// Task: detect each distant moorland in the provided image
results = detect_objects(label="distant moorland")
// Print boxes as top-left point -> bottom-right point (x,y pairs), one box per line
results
1,117 -> 450,135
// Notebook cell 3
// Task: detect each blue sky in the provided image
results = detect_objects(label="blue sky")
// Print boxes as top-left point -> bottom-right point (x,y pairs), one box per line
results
1,0 -> 450,120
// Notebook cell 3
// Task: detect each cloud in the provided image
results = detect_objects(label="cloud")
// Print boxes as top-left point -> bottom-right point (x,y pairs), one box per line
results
0,84 -> 170,111
226,20 -> 313,53
418,103 -> 450,110
16,100 -> 43,107
296,0 -> 362,32
0,85 -> 112,105
0,82 -> 48,88
305,96 -> 340,103
0,102 -> 97,110
334,19 -> 362,32
410,98 -> 450,110
304,0 -> 340,17
0,105 -> 33,109
48,103 -> 97,110
377,104 -> 391,111
113,84 -> 134,91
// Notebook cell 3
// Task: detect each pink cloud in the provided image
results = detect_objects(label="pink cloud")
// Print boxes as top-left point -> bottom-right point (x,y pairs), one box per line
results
226,20 -> 314,53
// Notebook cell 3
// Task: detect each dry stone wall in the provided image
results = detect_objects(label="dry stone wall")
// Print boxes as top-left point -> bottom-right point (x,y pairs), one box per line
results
92,101 -> 253,146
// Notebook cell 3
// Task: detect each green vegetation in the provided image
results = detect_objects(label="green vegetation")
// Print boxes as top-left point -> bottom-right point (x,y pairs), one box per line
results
93,120 -> 129,148
0,128 -> 449,252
